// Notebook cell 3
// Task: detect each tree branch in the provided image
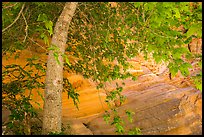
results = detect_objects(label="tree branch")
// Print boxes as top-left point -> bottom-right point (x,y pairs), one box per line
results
2,3 -> 25,33
27,37 -> 48,52
21,11 -> 28,43
3,2 -> 18,9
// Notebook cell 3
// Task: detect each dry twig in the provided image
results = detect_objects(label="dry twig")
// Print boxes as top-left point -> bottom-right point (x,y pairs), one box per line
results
2,3 -> 25,33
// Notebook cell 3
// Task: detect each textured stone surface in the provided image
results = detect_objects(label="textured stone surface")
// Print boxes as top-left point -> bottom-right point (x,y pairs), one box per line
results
2,39 -> 202,135
62,117 -> 93,135
86,77 -> 202,135
188,38 -> 202,54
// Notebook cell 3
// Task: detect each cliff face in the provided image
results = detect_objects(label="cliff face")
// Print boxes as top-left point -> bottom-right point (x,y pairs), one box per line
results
84,50 -> 202,135
86,75 -> 202,135
2,38 -> 202,135
2,72 -> 202,135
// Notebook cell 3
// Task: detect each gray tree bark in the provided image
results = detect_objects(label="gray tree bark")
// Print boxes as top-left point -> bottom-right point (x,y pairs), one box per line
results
42,2 -> 78,134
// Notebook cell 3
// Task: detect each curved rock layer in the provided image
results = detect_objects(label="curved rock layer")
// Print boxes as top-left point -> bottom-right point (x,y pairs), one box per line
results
2,50 -> 108,119
86,78 -> 202,135
2,47 -> 202,135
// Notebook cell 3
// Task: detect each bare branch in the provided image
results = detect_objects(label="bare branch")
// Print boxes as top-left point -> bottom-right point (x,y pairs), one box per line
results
2,3 -> 25,33
27,37 -> 48,52
21,12 -> 28,43
3,2 -> 18,9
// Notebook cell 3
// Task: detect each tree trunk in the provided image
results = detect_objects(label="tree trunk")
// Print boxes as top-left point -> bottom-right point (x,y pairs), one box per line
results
42,2 -> 78,134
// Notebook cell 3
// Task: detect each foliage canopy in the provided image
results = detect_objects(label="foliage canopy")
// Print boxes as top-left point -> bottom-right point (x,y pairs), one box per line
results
2,2 -> 202,135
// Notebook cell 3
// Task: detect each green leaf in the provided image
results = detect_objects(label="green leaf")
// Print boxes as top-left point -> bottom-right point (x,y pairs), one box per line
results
172,50 -> 182,59
184,36 -> 192,44
45,20 -> 53,36
179,2 -> 190,12
40,33 -> 49,46
132,2 -> 143,8
179,62 -> 192,77
7,122 -> 14,129
172,8 -> 181,19
12,2 -> 21,10
67,88 -> 80,110
37,13 -> 48,22
53,52 -> 60,65
174,58 -> 184,65
191,72 -> 202,91
115,123 -> 124,134
48,44 -> 60,51
132,76 -> 137,81
154,15 -> 162,27
103,113 -> 110,124
169,63 -> 179,77
62,54 -> 71,67
181,62 -> 192,69
126,110 -> 135,123
47,47 -> 55,51
153,52 -> 162,64
128,127 -> 142,135
36,90 -> 44,102
114,65 -> 120,73
186,23 -> 202,38
147,44 -> 154,52
96,83 -> 104,89
196,84 -> 202,91
35,26 -> 44,32
144,2 -> 157,11
163,2 -> 174,8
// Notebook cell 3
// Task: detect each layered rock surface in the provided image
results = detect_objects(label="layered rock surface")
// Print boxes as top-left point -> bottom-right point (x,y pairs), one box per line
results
86,74 -> 202,135
2,42 -> 202,135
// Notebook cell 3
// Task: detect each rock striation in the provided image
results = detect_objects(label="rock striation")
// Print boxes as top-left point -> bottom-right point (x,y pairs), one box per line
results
86,74 -> 202,135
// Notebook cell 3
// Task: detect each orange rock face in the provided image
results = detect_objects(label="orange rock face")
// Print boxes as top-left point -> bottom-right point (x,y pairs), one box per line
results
2,41 -> 202,135
87,75 -> 202,135
2,49 -> 109,119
